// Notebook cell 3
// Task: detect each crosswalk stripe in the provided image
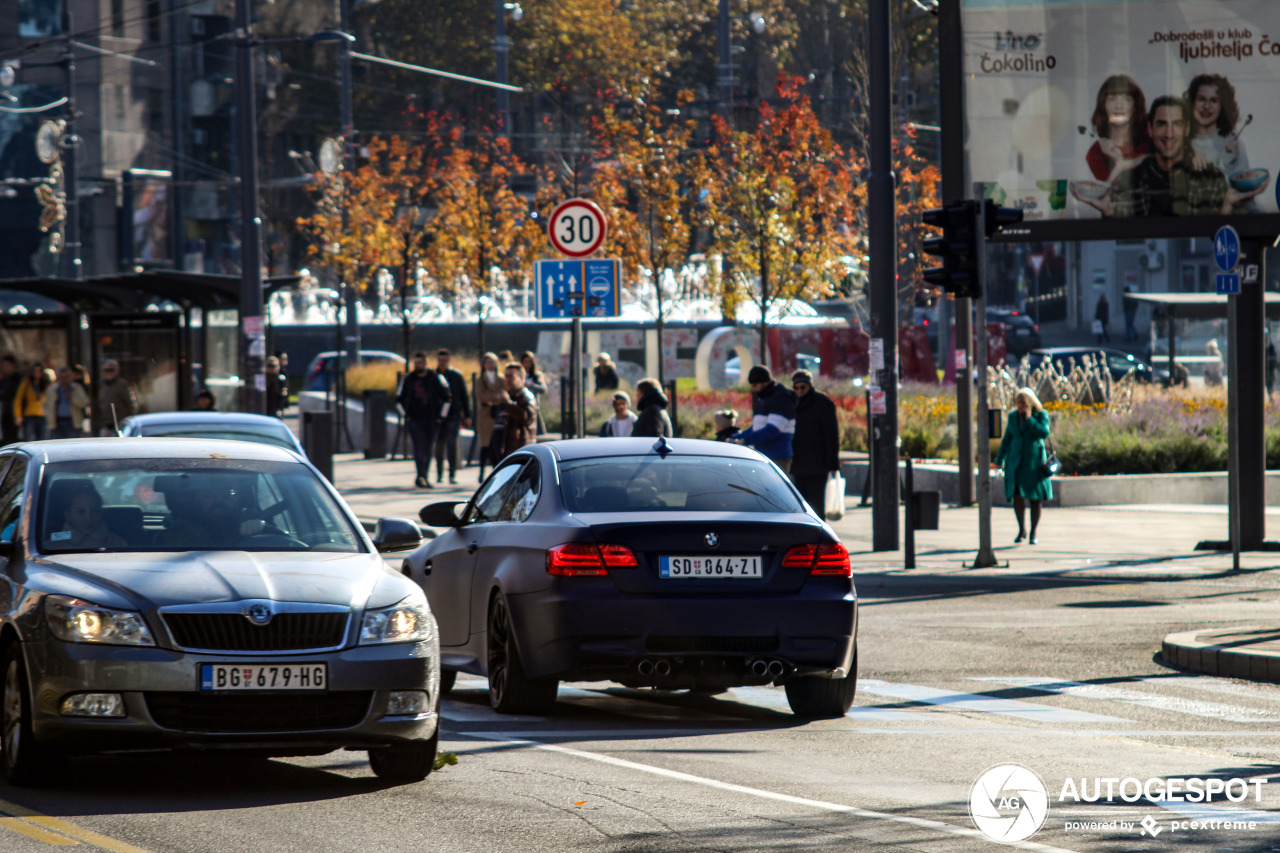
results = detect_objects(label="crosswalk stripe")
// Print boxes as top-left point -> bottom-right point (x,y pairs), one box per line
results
1139,674 -> 1280,702
1150,800 -> 1280,824
858,679 -> 1130,723
969,677 -> 1280,723
727,686 -> 923,720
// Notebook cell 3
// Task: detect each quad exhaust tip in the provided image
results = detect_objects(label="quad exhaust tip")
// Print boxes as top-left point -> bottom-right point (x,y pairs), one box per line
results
750,658 -> 788,678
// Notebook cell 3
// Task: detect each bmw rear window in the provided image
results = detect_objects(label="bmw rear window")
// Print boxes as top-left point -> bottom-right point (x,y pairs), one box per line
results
559,455 -> 805,514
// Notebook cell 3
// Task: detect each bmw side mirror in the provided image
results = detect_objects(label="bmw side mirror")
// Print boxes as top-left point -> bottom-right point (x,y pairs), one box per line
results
371,517 -> 421,553
419,501 -> 464,528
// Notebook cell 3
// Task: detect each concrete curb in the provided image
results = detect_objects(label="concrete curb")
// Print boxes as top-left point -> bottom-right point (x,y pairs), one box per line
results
1161,626 -> 1280,683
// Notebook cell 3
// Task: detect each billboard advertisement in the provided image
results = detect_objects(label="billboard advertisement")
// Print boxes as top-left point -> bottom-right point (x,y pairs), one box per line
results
961,0 -> 1280,241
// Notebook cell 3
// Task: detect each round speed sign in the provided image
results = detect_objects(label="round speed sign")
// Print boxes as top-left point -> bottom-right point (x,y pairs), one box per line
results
548,198 -> 607,258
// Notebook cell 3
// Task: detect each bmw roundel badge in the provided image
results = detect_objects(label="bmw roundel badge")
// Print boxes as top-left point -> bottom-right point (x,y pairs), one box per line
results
705,532 -> 719,548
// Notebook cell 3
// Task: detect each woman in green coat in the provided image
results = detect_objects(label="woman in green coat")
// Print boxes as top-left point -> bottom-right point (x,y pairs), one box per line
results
995,387 -> 1053,544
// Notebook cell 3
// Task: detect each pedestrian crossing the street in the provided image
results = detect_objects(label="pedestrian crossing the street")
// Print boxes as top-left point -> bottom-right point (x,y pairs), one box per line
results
442,672 -> 1280,732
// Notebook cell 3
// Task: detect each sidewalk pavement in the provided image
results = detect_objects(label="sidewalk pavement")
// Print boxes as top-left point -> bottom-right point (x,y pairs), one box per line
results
327,451 -> 1280,687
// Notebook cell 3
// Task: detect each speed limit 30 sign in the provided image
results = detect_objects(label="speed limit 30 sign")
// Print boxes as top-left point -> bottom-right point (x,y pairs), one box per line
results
548,198 -> 607,258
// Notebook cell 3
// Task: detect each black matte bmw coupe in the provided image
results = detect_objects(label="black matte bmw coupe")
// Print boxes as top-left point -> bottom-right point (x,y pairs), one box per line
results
406,437 -> 857,718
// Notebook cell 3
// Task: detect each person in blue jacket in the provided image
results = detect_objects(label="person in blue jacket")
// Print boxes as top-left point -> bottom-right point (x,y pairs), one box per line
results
731,365 -> 797,473
994,386 -> 1053,544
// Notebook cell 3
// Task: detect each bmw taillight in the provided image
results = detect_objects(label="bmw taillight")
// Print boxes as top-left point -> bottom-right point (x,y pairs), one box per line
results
546,543 -> 638,576
781,542 -> 852,576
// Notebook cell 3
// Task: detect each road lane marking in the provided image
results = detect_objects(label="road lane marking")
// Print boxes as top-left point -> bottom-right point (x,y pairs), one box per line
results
1149,799 -> 1280,824
23,817 -> 151,853
446,685 -> 925,724
858,679 -> 1129,723
466,731 -> 1085,853
0,799 -> 149,853
1142,675 -> 1280,702
727,686 -> 924,720
0,816 -> 78,845
969,678 -> 1280,723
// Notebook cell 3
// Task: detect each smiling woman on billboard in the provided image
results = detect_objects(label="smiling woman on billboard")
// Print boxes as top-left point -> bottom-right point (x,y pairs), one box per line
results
960,0 -> 1280,241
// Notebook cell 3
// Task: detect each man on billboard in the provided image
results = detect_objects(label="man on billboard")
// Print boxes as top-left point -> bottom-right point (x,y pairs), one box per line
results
1074,96 -> 1266,217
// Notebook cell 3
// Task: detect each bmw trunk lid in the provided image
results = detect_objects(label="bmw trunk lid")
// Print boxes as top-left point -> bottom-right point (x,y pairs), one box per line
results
581,514 -> 826,594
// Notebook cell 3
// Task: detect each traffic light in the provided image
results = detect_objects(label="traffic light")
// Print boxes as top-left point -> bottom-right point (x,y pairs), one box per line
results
984,198 -> 1024,238
922,201 -> 980,299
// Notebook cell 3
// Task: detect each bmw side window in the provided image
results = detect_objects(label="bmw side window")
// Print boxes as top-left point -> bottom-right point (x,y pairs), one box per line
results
498,460 -> 540,522
469,462 -> 525,524
0,457 -> 27,544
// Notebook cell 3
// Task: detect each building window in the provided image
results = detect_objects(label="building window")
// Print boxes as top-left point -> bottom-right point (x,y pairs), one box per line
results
112,0 -> 125,37
18,0 -> 59,37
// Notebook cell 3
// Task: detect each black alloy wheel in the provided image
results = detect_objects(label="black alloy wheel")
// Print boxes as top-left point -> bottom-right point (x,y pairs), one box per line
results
1,645 -> 50,786
486,595 -> 557,715
784,653 -> 858,719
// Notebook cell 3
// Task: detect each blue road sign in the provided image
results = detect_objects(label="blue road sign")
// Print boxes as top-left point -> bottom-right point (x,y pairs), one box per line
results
535,259 -> 621,318
1216,272 -> 1241,295
1214,225 -> 1240,272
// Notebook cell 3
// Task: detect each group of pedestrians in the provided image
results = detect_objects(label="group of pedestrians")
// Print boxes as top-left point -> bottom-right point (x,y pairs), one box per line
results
0,357 -> 138,444
397,348 -> 559,489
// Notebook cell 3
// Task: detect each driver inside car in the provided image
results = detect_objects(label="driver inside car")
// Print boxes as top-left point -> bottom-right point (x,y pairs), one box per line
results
158,479 -> 259,548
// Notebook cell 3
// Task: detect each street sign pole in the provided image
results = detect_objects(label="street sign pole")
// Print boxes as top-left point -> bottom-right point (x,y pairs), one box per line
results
1228,293 -> 1240,571
972,203 -> 998,569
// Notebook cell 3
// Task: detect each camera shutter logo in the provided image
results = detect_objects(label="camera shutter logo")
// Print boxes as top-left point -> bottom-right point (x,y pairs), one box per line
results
970,764 -> 1049,843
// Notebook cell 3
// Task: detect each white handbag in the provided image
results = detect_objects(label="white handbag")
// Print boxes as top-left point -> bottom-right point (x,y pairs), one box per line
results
824,471 -> 846,520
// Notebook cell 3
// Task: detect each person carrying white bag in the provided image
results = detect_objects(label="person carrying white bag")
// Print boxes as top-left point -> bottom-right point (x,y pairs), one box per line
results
789,370 -> 843,521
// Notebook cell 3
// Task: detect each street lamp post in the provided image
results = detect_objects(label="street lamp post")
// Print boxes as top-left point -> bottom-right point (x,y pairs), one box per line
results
234,0 -> 265,414
493,2 -> 521,137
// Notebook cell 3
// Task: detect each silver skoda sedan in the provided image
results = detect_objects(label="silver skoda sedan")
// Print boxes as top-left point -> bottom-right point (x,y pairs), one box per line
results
0,438 -> 435,785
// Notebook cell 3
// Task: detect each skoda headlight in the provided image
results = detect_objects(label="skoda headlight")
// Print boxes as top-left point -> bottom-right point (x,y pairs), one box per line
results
46,596 -> 155,646
360,598 -> 436,645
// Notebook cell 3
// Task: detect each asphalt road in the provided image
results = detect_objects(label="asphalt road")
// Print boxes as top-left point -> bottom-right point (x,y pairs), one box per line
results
2,539 -> 1279,853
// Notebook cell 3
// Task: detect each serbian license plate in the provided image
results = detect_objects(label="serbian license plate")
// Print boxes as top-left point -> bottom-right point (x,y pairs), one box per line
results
200,663 -> 328,691
659,555 -> 762,578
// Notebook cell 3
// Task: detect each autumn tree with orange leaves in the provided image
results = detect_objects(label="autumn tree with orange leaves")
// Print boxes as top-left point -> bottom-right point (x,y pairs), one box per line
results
702,79 -> 860,358
297,136 -> 436,297
593,93 -> 705,323
427,131 -> 546,310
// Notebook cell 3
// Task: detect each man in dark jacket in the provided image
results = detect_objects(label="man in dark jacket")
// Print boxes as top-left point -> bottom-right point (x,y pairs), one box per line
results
789,370 -> 840,519
432,349 -> 470,485
396,351 -> 452,488
732,365 -> 796,473
632,378 -> 673,437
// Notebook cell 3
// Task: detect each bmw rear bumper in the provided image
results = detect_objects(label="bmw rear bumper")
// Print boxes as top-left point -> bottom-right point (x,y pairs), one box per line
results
505,587 -> 857,685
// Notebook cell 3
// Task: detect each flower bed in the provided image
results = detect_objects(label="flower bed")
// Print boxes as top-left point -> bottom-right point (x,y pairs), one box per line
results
652,382 -> 1278,476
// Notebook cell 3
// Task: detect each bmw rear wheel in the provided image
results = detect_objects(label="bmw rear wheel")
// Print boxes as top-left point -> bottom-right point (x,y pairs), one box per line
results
487,595 -> 557,714
1,645 -> 50,786
368,731 -> 438,782
784,655 -> 858,719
